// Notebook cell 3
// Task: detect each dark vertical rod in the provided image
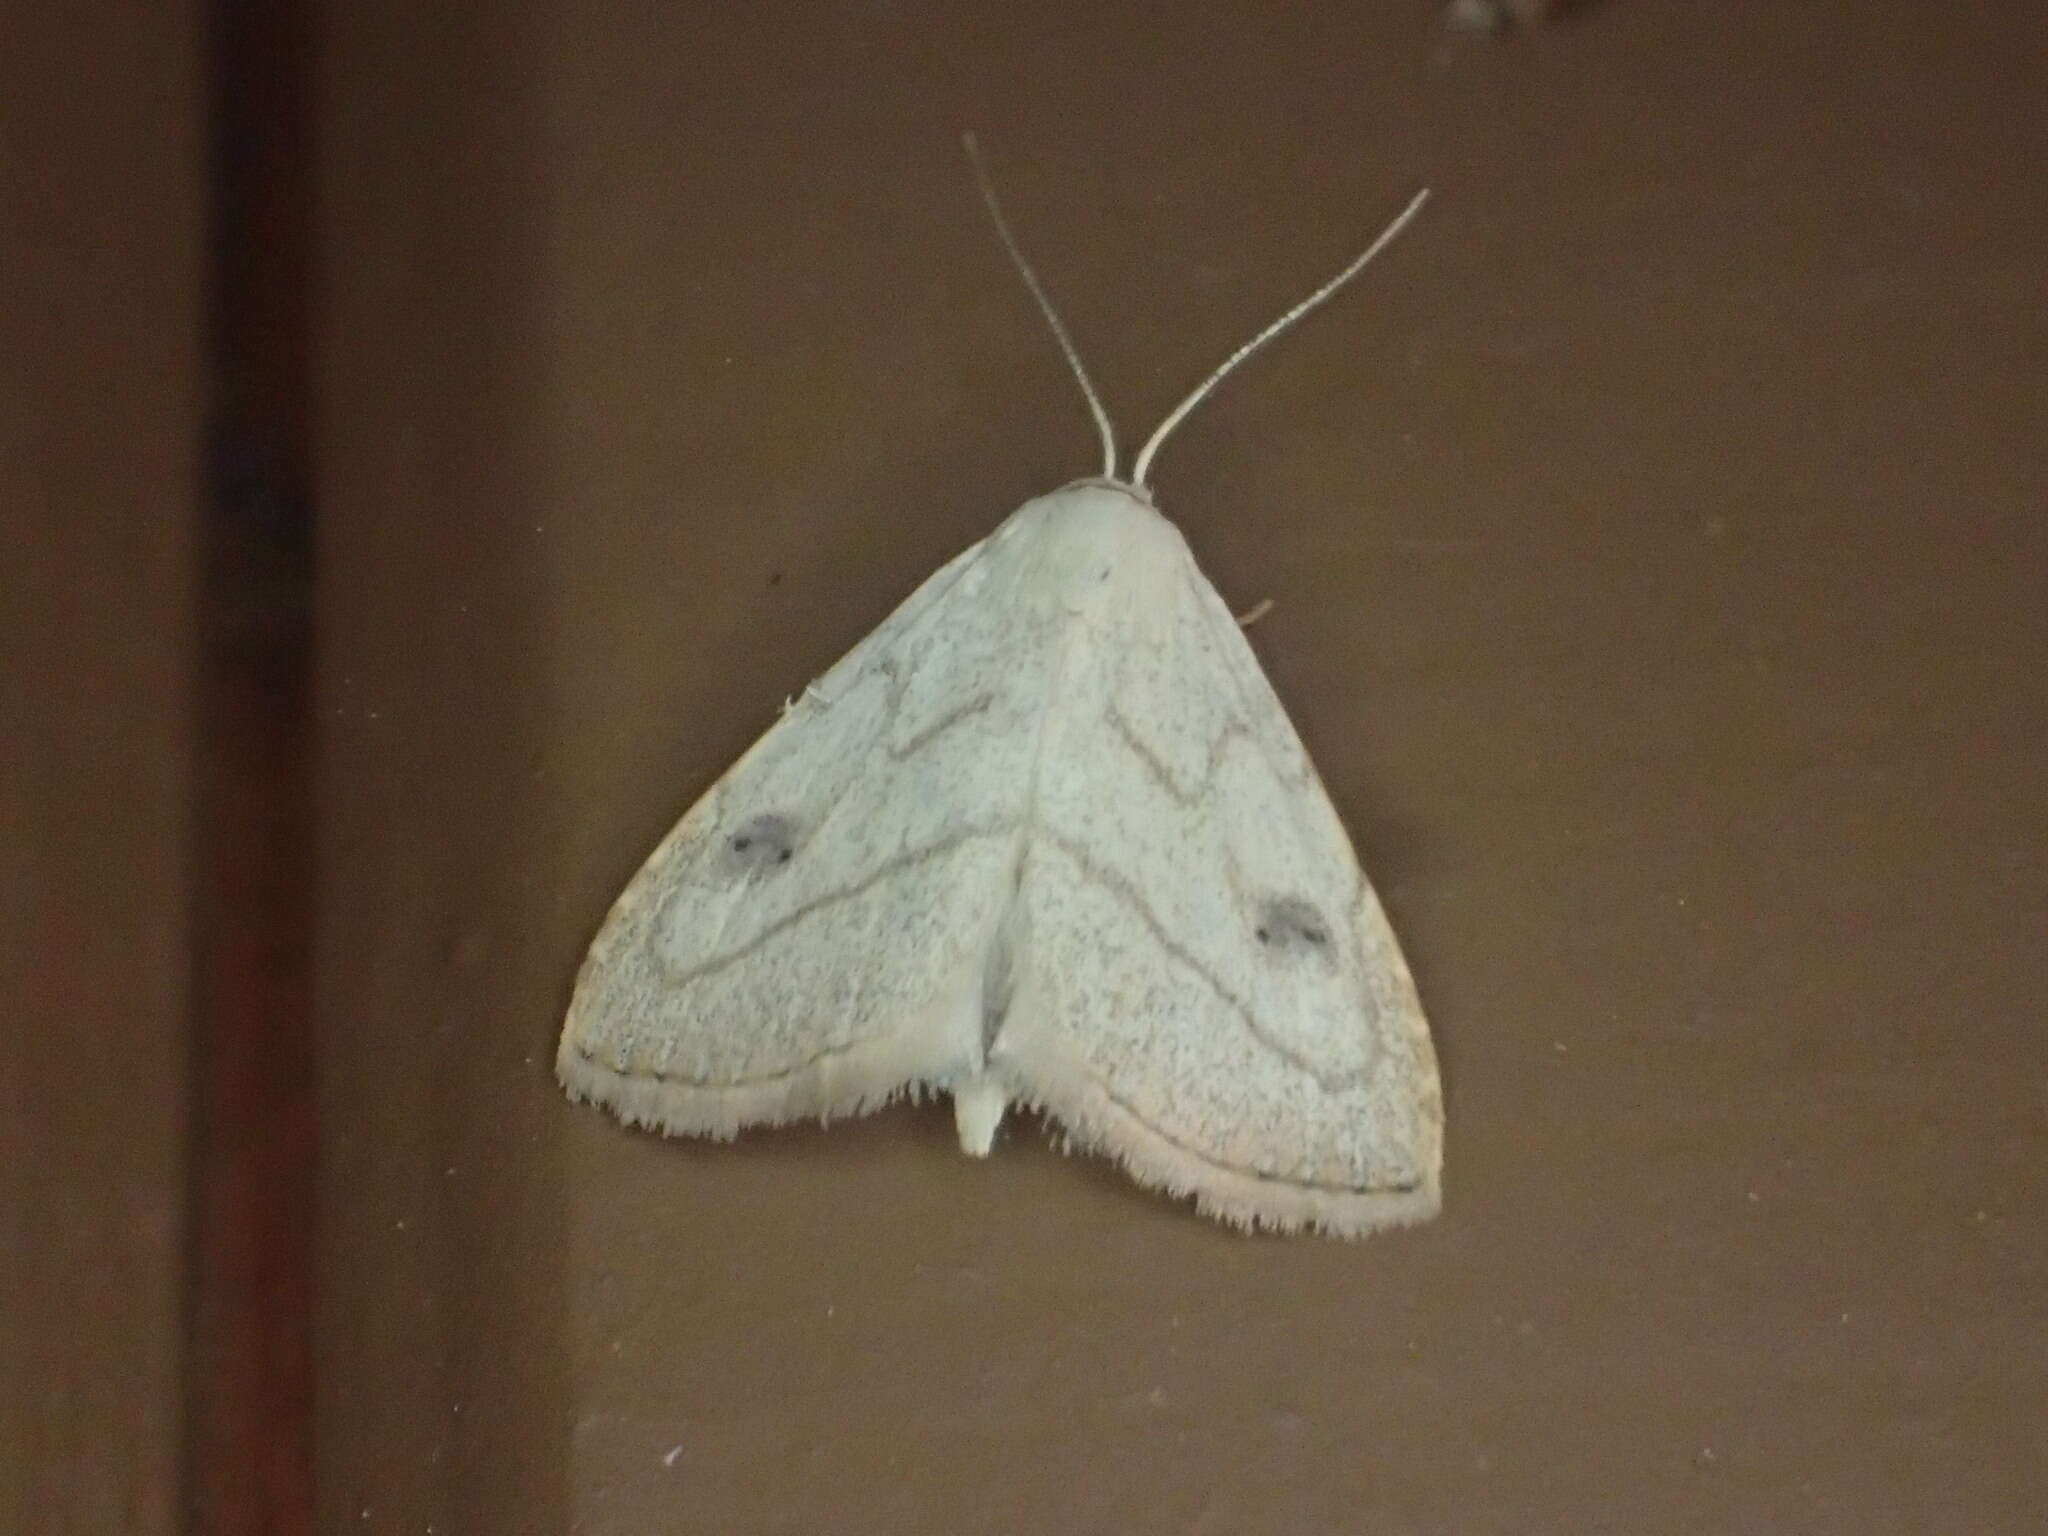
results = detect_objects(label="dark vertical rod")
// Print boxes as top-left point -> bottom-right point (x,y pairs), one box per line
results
192,0 -> 316,1529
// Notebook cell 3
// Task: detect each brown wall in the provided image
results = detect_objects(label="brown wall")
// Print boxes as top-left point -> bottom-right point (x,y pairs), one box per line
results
0,11 -> 203,1534
7,2 -> 2043,1532
314,2 -> 2046,1531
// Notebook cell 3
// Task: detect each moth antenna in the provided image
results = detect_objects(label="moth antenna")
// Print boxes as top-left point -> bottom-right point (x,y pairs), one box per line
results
1129,187 -> 1430,491
963,131 -> 1120,483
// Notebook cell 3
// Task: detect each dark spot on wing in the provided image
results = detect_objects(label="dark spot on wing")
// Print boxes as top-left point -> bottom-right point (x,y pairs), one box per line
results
728,812 -> 798,872
1256,897 -> 1331,955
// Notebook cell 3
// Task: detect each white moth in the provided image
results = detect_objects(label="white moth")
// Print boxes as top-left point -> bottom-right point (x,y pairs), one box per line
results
559,138 -> 1443,1236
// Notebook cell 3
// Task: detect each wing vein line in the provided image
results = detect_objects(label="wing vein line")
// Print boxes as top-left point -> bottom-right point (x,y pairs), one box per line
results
1105,703 -> 1252,806
1086,1077 -> 1420,1196
655,824 -> 1013,987
1037,830 -> 1367,1089
889,691 -> 996,760
575,1023 -> 878,1088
